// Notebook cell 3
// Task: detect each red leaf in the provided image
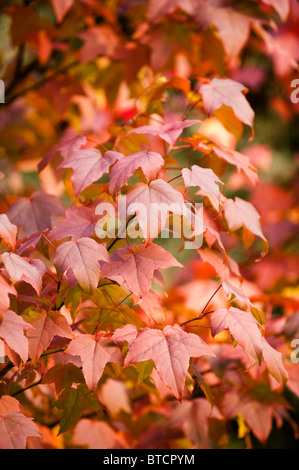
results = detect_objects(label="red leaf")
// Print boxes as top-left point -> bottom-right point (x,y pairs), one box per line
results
199,78 -> 254,129
73,418 -> 127,449
0,411 -> 41,449
1,252 -> 46,294
0,396 -> 22,417
210,307 -> 263,363
0,275 -> 16,317
50,0 -> 74,23
48,206 -> 96,241
0,310 -> 33,363
0,214 -> 17,249
54,237 -> 109,292
101,244 -> 182,298
124,324 -> 215,400
6,192 -> 65,237
109,150 -> 164,194
262,337 -> 288,385
182,165 -> 224,208
126,120 -> 201,147
223,197 -> 267,243
65,334 -> 122,390
24,310 -> 74,365
58,147 -> 122,196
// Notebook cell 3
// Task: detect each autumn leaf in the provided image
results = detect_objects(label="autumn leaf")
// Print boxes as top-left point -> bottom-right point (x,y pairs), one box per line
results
0,411 -> 41,449
48,206 -> 96,241
54,237 -> 109,291
0,214 -> 17,249
6,192 -> 65,238
0,310 -> 33,363
22,310 -> 74,365
42,363 -> 85,395
65,334 -> 123,390
210,307 -> 263,363
199,78 -> 255,130
101,244 -> 182,299
0,275 -> 16,317
109,150 -> 164,194
223,197 -> 268,249
182,165 -> 224,208
262,337 -> 288,385
126,119 -> 201,147
124,324 -> 216,400
57,146 -> 122,196
0,252 -> 46,294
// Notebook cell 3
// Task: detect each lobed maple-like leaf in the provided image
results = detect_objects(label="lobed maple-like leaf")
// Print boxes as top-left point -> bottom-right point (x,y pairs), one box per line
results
57,143 -> 122,196
0,310 -> 33,363
210,307 -> 263,363
0,411 -> 41,449
182,165 -> 224,208
0,396 -> 22,417
48,206 -> 96,241
262,337 -> 288,385
122,179 -> 199,241
223,197 -> 267,243
65,334 -> 123,390
6,192 -> 65,238
126,120 -> 201,147
42,363 -> 84,395
199,78 -> 255,129
124,324 -> 216,400
109,150 -> 164,194
221,389 -> 273,443
101,244 -> 182,299
0,214 -> 17,249
54,237 -> 109,291
23,310 -> 74,365
0,252 -> 46,294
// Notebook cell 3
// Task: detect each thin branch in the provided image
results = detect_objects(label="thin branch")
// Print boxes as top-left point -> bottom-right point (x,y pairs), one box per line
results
106,213 -> 135,252
12,379 -> 42,397
180,284 -> 222,327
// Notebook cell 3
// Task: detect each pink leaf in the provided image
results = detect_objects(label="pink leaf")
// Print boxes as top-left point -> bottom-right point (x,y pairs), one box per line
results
48,206 -> 96,241
0,396 -> 22,417
0,275 -> 16,317
123,179 -> 191,241
0,310 -> 33,363
261,0 -> 290,21
182,165 -> 224,208
6,192 -> 65,237
109,150 -> 164,194
223,197 -> 267,242
262,337 -> 288,385
210,307 -> 263,363
199,78 -> 254,129
73,419 -> 126,449
213,145 -> 258,185
126,119 -> 201,147
0,252 -> 46,294
24,310 -> 74,365
0,214 -> 17,249
65,334 -> 122,390
101,244 -> 182,298
50,0 -> 74,23
124,324 -> 215,400
54,237 -> 109,291
58,147 -> 122,196
110,324 -> 138,346
0,411 -> 41,449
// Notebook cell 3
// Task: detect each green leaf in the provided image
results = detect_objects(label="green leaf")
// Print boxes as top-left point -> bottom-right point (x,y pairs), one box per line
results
136,360 -> 154,384
56,384 -> 101,434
